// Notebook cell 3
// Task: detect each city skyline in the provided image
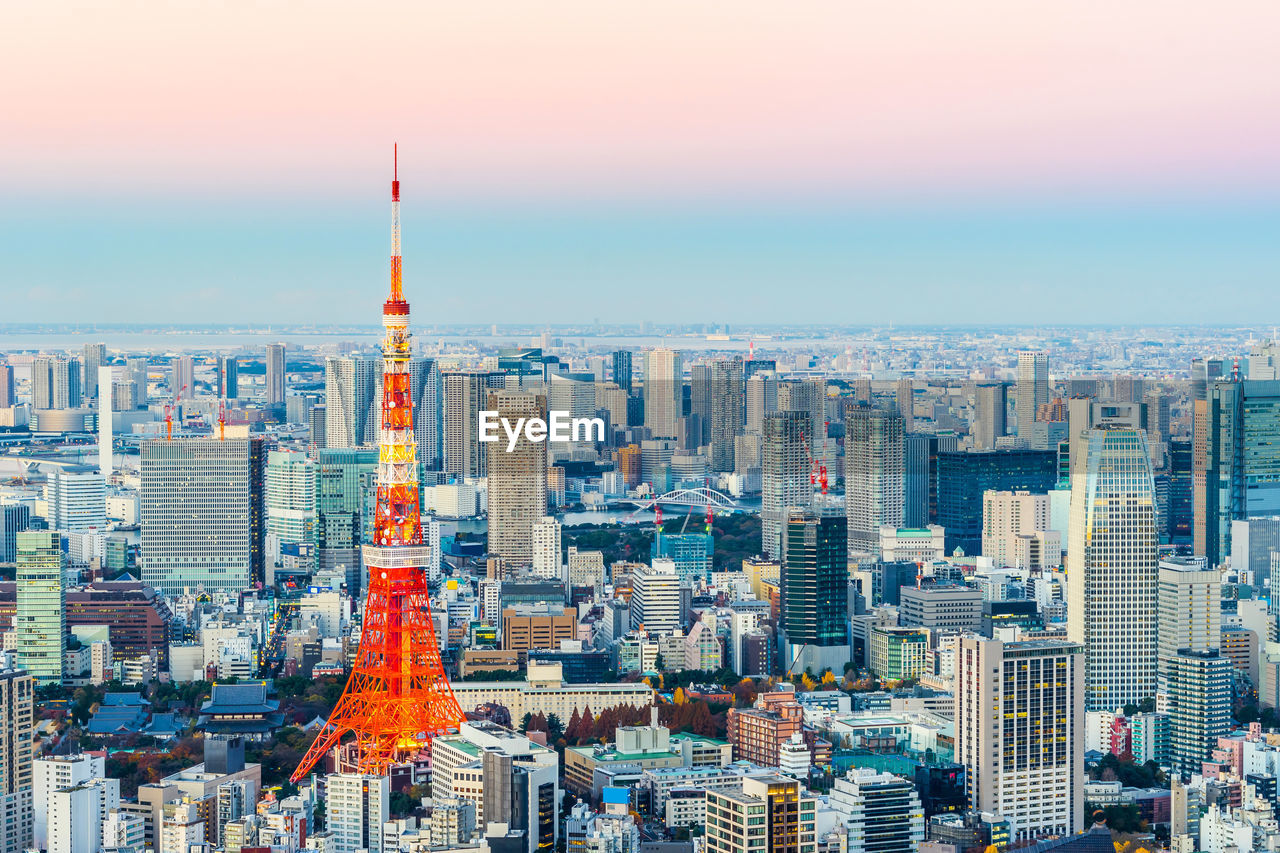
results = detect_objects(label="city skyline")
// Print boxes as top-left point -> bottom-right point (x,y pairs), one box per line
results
3,2 -> 1279,326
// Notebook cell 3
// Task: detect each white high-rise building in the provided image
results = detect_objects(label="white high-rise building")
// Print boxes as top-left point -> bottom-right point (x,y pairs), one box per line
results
34,754 -> 105,849
1067,428 -> 1158,710
48,777 -> 119,853
47,466 -> 106,533
328,773 -> 389,853
1157,556 -> 1220,693
1016,351 -> 1049,436
531,516 -> 563,580
982,490 -> 1060,569
955,636 -> 1084,842
643,349 -> 682,440
324,357 -> 380,449
265,450 -> 317,571
629,560 -> 681,635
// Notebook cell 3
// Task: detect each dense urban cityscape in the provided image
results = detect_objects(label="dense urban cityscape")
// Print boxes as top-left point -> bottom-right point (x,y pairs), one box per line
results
2,156 -> 1280,853
5,1 -> 1280,851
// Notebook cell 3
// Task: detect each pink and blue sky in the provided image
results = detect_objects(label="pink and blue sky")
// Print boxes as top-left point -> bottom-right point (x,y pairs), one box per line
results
3,1 -> 1278,324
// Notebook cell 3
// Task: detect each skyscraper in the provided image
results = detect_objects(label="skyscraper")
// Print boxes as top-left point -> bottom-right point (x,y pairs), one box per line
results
896,378 -> 915,432
972,382 -> 1006,450
611,350 -> 632,394
688,362 -> 712,447
844,404 -> 904,558
745,371 -> 778,435
1015,351 -> 1049,436
709,357 -> 744,472
126,357 -> 148,409
15,531 -> 66,686
171,355 -> 194,402
954,636 -> 1084,842
643,349 -> 682,440
0,662 -> 35,853
1204,380 -> 1280,567
531,516 -> 562,580
486,390 -> 549,567
140,437 -> 265,597
81,344 -> 106,402
779,379 -> 826,449
442,371 -> 504,479
32,356 -> 82,410
47,466 -> 106,533
762,411 -> 812,559
1167,649 -> 1231,781
936,448 -> 1057,557
325,357 -> 380,449
316,448 -> 378,588
265,343 -> 286,406
0,363 -> 14,408
780,508 -> 849,673
0,504 -> 32,564
217,356 -> 238,400
1067,428 -> 1158,710
1157,556 -> 1220,693
264,450 -> 318,572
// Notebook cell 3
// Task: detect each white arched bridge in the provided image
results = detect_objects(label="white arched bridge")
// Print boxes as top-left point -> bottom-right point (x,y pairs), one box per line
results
622,487 -> 742,514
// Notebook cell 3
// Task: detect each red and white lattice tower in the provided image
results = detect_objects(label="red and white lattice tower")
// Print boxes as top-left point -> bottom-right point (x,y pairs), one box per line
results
292,148 -> 464,781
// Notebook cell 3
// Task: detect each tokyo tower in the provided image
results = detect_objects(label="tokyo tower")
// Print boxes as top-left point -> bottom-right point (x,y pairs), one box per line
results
292,149 -> 464,782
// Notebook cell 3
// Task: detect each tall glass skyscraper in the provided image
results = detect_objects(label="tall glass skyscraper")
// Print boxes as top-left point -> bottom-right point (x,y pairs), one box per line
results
1204,380 -> 1280,567
15,530 -> 66,686
1067,428 -> 1158,710
780,507 -> 848,673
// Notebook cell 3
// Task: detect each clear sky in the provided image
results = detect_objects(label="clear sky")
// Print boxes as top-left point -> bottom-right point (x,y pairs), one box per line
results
2,1 -> 1278,325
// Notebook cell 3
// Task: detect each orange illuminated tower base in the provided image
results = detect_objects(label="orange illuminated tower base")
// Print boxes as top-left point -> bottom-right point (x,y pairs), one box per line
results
291,560 -> 463,781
